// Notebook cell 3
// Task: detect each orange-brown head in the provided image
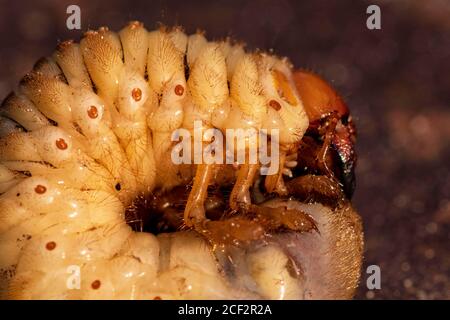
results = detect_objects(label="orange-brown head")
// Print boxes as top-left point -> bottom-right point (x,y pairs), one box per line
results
293,71 -> 349,121
293,70 -> 357,198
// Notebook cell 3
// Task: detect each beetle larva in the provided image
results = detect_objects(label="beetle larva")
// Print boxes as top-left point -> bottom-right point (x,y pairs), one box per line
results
0,21 -> 363,299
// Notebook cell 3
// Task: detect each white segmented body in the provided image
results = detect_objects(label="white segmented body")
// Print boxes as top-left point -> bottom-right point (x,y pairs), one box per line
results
247,245 -> 304,299
0,21 -> 311,299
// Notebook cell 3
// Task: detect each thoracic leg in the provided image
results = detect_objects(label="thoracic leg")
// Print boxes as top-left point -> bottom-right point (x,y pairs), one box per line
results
316,112 -> 339,177
197,203 -> 318,248
264,151 -> 288,196
245,204 -> 318,233
229,163 -> 260,211
184,163 -> 215,227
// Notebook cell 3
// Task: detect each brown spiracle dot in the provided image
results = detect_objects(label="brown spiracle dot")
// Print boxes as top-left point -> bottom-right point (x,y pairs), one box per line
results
34,185 -> 47,194
174,84 -> 184,96
153,296 -> 162,300
55,138 -> 68,150
91,280 -> 101,290
45,241 -> 56,251
269,99 -> 282,111
87,105 -> 98,119
131,88 -> 142,101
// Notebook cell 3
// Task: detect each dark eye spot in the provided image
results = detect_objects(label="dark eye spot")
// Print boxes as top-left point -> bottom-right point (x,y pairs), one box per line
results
115,183 -> 121,191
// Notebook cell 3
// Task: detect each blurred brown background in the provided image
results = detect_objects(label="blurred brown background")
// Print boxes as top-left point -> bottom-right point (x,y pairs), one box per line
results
0,0 -> 448,299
